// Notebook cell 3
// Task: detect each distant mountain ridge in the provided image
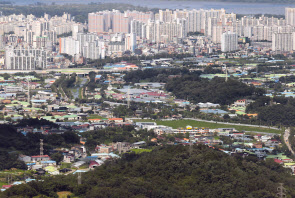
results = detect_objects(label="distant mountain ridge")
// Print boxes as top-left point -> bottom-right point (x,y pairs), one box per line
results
163,0 -> 295,3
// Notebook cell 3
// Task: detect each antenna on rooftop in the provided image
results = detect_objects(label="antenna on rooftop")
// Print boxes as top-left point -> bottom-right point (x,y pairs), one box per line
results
40,139 -> 44,156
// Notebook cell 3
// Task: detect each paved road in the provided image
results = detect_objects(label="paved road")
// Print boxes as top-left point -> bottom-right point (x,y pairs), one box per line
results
284,128 -> 295,155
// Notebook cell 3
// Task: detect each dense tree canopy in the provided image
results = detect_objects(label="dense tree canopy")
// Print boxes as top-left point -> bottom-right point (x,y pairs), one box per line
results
247,96 -> 295,126
123,68 -> 191,83
2,145 -> 295,197
166,76 -> 265,105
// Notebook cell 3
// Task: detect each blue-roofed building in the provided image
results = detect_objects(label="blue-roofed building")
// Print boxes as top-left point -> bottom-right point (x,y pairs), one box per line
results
73,170 -> 89,174
12,181 -> 23,185
95,75 -> 102,82
41,160 -> 56,166
200,109 -> 228,115
25,178 -> 36,183
26,163 -> 36,166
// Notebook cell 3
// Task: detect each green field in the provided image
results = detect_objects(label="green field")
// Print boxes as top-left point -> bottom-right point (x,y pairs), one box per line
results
88,115 -> 105,119
134,119 -> 283,134
59,162 -> 71,170
130,148 -> 152,154
0,181 -> 7,187
78,88 -> 83,99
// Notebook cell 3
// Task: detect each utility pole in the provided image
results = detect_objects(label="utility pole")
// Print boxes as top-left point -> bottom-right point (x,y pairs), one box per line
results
118,142 -> 122,155
225,65 -> 228,82
276,183 -> 286,198
27,77 -> 30,103
78,172 -> 82,185
127,86 -> 130,109
7,174 -> 12,185
189,141 -> 193,156
40,139 -> 44,156
189,136 -> 193,156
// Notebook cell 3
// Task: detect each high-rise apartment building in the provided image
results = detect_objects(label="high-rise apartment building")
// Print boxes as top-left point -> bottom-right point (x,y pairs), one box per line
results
221,31 -> 238,52
125,33 -> 137,52
5,46 -> 47,70
286,8 -> 295,26
272,32 -> 293,52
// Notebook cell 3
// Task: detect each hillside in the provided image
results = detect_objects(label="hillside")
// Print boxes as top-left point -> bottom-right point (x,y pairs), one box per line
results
2,145 -> 295,197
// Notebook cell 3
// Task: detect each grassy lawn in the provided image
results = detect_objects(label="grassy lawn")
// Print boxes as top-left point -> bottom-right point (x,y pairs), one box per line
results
78,88 -> 83,99
130,148 -> 152,154
88,114 -> 105,119
71,88 -> 77,94
79,164 -> 89,169
60,163 -> 71,169
0,181 -> 7,187
133,119 -> 283,134
57,191 -> 73,198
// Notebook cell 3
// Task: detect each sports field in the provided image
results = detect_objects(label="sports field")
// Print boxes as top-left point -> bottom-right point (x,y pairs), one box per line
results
134,119 -> 283,134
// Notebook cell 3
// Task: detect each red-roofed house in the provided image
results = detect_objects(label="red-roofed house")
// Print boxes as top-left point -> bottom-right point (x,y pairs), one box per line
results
89,161 -> 100,169
108,118 -> 123,123
274,159 -> 284,165
1,185 -> 12,189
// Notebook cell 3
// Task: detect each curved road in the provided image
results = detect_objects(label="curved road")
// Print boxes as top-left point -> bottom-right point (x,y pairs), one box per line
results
284,128 -> 295,155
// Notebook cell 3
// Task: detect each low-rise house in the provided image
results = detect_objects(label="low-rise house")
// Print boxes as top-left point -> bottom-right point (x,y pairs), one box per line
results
108,118 -> 123,123
41,160 -> 57,167
233,99 -> 253,107
89,161 -> 100,169
132,141 -> 146,148
19,155 -> 31,162
31,155 -> 50,162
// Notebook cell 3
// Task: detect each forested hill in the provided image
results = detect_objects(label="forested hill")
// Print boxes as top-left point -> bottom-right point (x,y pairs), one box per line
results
165,76 -> 265,105
2,145 -> 295,197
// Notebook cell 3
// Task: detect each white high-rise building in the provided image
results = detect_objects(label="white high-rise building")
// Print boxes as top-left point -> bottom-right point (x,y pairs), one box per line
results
82,40 -> 105,60
221,31 -> 238,52
59,37 -> 80,56
5,46 -> 47,70
286,8 -> 295,26
272,32 -> 293,52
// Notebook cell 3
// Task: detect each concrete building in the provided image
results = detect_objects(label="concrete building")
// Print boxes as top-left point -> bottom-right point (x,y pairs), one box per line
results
272,32 -> 293,52
5,46 -> 47,70
221,31 -> 238,52
286,8 -> 295,26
